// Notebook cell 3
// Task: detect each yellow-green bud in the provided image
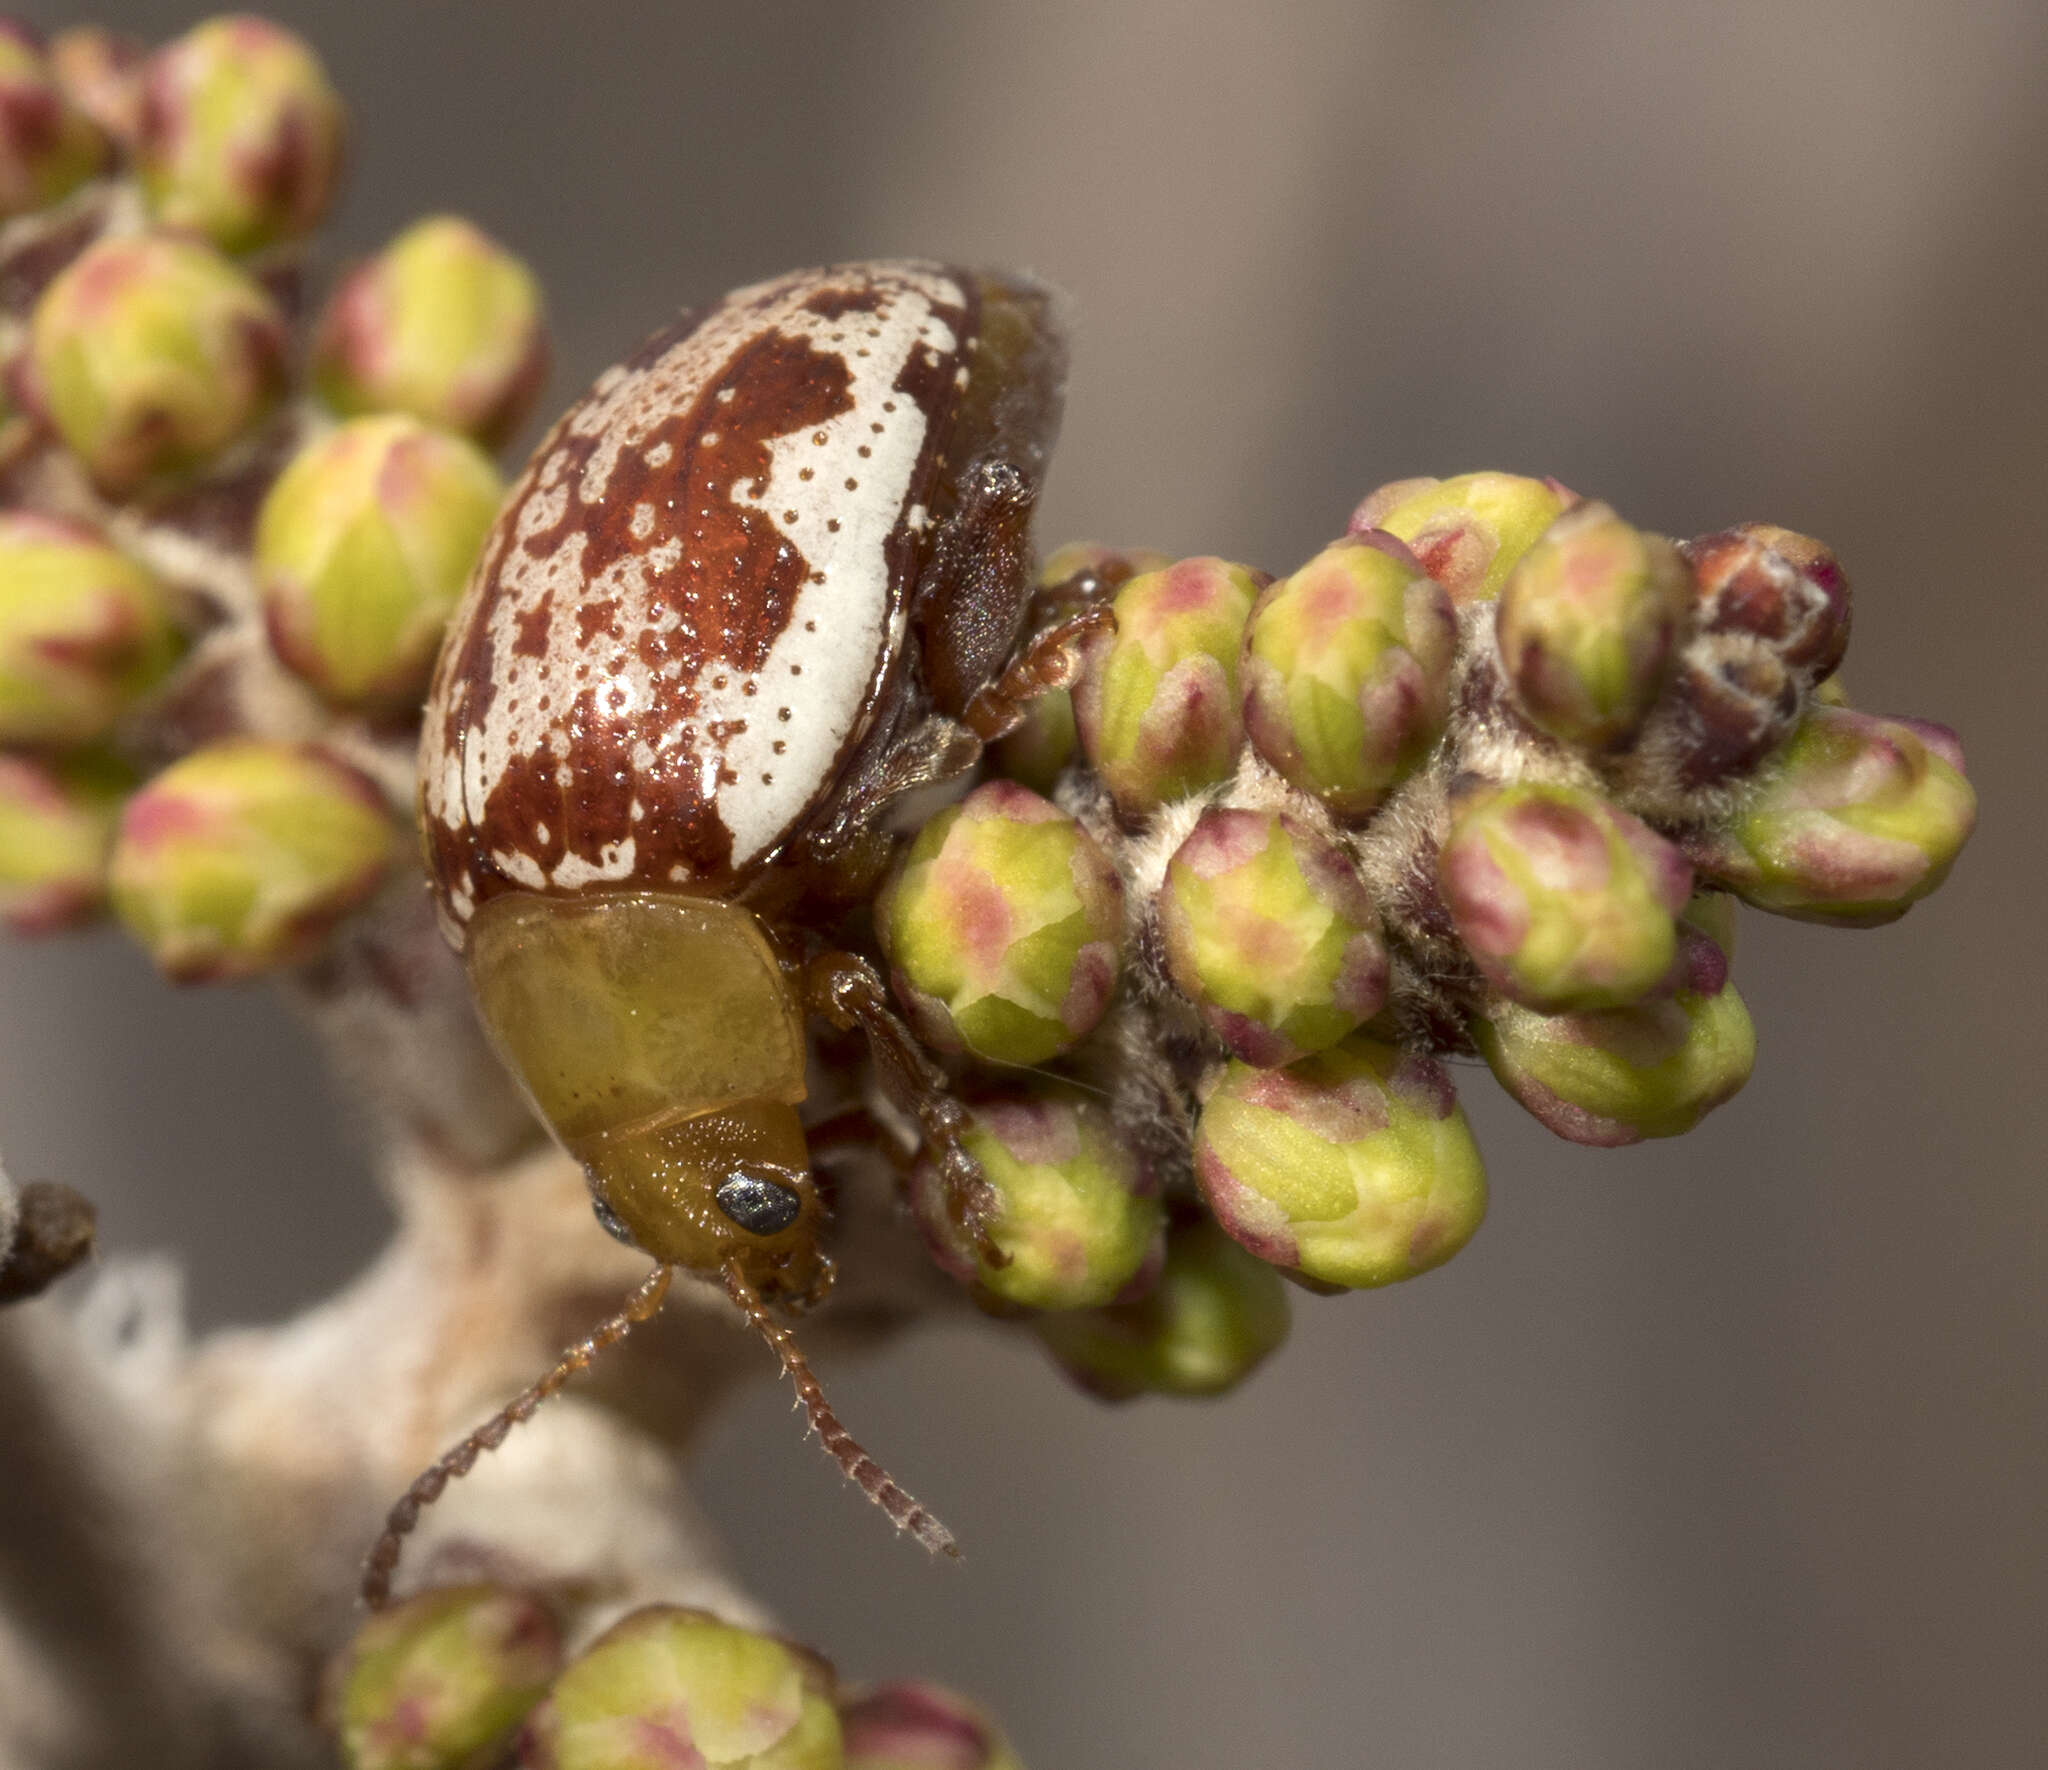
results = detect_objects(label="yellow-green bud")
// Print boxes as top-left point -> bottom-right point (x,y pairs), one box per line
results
878,780 -> 1123,1068
1353,471 -> 1573,606
1240,535 -> 1457,819
0,750 -> 126,934
1437,781 -> 1691,1012
329,1584 -> 561,1770
910,1087 -> 1164,1311
1157,807 -> 1387,1067
1194,1039 -> 1488,1289
257,415 -> 504,710
110,739 -> 393,981
135,14 -> 345,254
312,215 -> 549,449
1473,924 -> 1756,1147
1495,501 -> 1689,750
1072,556 -> 1260,818
48,27 -> 147,154
840,1681 -> 1025,1770
521,1606 -> 841,1770
0,512 -> 180,746
1035,1215 -> 1290,1401
1682,705 -> 1974,926
26,230 -> 288,494
0,23 -> 108,219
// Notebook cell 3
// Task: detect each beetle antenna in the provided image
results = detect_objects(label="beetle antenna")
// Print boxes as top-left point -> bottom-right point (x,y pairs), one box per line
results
360,1262 -> 676,1608
722,1257 -> 960,1561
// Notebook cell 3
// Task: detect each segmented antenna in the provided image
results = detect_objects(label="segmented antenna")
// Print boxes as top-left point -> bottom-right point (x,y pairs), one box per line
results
722,1257 -> 960,1560
360,1262 -> 675,1608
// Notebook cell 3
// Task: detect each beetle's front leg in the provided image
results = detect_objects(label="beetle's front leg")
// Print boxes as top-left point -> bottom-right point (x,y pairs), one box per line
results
802,948 -> 1008,1265
961,601 -> 1115,743
913,458 -> 1043,719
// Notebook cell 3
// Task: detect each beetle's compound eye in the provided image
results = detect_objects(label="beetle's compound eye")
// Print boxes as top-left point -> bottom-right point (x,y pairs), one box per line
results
715,1172 -> 804,1236
592,1193 -> 638,1247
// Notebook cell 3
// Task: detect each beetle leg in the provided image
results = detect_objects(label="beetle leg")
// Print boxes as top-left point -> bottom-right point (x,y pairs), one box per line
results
802,948 -> 1009,1265
962,601 -> 1115,742
913,458 -> 1043,719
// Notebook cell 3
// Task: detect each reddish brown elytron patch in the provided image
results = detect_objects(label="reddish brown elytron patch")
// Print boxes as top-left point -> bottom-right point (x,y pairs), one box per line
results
433,312 -> 871,908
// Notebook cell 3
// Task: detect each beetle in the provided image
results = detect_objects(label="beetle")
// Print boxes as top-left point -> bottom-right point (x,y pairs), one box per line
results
364,260 -> 1110,1605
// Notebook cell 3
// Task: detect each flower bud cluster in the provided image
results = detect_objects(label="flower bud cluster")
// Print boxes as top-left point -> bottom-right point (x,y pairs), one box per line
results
0,13 -> 548,986
326,1591 -> 1030,1770
881,469 -> 1973,1379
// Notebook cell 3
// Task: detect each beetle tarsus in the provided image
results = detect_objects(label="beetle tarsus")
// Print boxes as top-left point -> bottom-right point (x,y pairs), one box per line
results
359,1262 -> 675,1609
962,602 -> 1115,743
723,1257 -> 960,1561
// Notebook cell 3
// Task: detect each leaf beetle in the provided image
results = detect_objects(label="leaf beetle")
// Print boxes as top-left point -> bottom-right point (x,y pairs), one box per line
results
366,260 -> 1108,1604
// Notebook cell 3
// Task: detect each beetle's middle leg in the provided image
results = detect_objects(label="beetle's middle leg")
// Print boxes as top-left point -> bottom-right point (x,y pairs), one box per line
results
802,948 -> 1008,1266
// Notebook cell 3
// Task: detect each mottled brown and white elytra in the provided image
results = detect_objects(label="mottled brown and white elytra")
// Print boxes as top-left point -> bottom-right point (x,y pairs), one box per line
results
374,262 -> 1069,1603
422,260 -> 1064,941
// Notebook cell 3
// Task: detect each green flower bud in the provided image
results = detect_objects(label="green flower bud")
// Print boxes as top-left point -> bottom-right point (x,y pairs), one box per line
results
0,511 -> 180,745
1194,1039 -> 1487,1289
1354,471 -> 1573,606
110,739 -> 393,981
910,1087 -> 1164,1311
522,1606 -> 840,1770
330,1583 -> 561,1770
136,14 -> 345,254
987,545 -> 1171,794
1072,556 -> 1260,818
1240,535 -> 1457,819
878,780 -> 1123,1067
1035,1215 -> 1290,1401
0,750 -> 126,934
1157,807 -> 1387,1067
1473,928 -> 1756,1146
1438,781 -> 1691,1012
48,27 -> 147,154
1682,705 -> 1974,926
313,215 -> 549,449
0,23 -> 108,219
26,231 -> 288,494
1495,501 -> 1689,750
257,415 -> 504,710
840,1682 -> 1025,1770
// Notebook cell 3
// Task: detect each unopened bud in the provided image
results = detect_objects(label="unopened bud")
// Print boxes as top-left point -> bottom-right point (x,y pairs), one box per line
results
0,23 -> 108,219
1496,501 -> 1688,750
110,739 -> 393,981
841,1682 -> 1025,1770
878,780 -> 1123,1067
1353,471 -> 1572,605
909,1087 -> 1163,1312
136,14 -> 345,254
257,415 -> 503,709
26,231 -> 287,493
1036,1214 -> 1289,1401
1682,522 -> 1851,681
48,27 -> 147,153
1240,535 -> 1456,819
1194,1039 -> 1487,1290
312,215 -> 548,449
1683,705 -> 1974,926
1157,807 -> 1387,1067
1033,541 -> 1172,601
1438,781 -> 1690,1012
330,1583 -> 561,1770
0,512 -> 179,745
0,751 -> 126,933
1474,968 -> 1755,1147
1072,556 -> 1260,818
521,1606 -> 840,1770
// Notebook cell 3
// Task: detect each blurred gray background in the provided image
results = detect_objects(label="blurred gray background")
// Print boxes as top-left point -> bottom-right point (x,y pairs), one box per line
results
5,1 -> 2045,1764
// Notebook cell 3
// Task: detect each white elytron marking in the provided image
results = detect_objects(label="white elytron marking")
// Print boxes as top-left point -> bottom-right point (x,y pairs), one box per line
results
425,263 -> 969,901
